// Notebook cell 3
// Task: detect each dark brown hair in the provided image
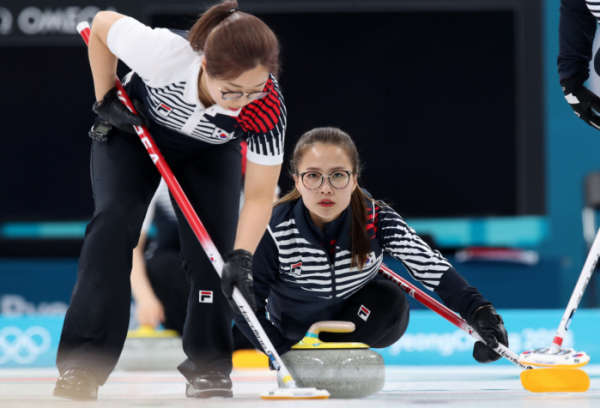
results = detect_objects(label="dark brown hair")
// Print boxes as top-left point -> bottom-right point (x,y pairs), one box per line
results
188,1 -> 280,80
278,127 -> 380,270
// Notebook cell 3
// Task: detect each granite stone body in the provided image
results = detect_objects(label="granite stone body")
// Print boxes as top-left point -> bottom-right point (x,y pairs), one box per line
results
278,349 -> 385,398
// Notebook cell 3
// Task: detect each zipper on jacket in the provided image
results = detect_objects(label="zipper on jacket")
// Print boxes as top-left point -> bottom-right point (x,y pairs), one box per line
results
324,225 -> 337,301
330,261 -> 337,301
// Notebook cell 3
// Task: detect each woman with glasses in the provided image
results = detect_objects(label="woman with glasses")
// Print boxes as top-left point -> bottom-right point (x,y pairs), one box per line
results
234,127 -> 508,364
54,1 -> 285,401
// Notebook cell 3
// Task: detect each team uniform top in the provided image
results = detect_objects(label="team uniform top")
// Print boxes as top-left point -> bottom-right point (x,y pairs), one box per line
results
558,0 -> 600,81
234,193 -> 491,344
107,17 -> 286,164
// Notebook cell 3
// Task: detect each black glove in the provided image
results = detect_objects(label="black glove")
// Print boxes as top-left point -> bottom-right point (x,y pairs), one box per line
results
467,305 -> 508,364
221,249 -> 257,314
92,87 -> 150,134
561,74 -> 600,130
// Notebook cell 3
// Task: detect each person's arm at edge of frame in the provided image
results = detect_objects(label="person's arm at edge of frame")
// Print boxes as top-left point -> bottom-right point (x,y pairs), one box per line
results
131,231 -> 166,329
558,0 -> 596,82
558,0 -> 600,129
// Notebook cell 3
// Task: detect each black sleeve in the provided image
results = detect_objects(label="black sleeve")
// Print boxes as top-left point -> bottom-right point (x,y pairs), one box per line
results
233,228 -> 290,352
376,203 -> 490,320
434,267 -> 491,321
558,0 -> 597,81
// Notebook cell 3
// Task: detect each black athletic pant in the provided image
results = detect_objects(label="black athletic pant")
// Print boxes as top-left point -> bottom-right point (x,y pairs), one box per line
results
145,250 -> 189,335
146,249 -> 267,351
56,130 -> 242,384
243,277 -> 410,355
319,278 -> 410,348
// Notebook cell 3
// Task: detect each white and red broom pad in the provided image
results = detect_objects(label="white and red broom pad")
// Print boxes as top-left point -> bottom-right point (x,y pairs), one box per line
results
519,347 -> 590,368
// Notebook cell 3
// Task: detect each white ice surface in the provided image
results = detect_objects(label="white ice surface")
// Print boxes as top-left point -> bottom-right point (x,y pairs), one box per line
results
1,365 -> 599,407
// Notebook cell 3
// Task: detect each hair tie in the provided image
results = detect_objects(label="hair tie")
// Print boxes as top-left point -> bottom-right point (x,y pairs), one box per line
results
229,8 -> 238,14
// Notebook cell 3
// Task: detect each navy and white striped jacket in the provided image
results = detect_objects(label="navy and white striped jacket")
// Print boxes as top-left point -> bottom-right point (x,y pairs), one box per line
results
235,193 -> 490,349
107,17 -> 286,165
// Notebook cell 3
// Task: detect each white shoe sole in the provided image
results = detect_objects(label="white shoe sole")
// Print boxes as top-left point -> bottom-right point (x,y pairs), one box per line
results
185,382 -> 233,398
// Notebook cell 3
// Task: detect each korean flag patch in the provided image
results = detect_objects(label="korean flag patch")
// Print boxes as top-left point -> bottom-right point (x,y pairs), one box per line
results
212,127 -> 232,140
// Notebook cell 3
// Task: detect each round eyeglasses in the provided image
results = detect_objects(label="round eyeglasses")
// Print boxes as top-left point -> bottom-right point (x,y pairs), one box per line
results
298,171 -> 353,190
218,86 -> 270,101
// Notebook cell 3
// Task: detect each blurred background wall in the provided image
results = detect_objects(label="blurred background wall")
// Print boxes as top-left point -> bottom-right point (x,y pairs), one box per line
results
0,0 -> 599,315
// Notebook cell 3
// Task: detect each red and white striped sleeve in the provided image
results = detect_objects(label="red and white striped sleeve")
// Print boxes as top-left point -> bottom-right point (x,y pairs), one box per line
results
237,75 -> 287,166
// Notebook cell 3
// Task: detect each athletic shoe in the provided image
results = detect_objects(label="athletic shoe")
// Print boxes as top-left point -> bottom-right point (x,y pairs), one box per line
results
185,370 -> 233,398
53,368 -> 99,400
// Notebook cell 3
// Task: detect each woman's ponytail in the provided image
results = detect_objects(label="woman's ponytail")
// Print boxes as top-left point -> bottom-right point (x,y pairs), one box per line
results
187,1 -> 279,80
188,1 -> 239,52
349,188 -> 372,270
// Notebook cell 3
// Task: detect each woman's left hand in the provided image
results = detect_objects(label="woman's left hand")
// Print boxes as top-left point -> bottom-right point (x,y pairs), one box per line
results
93,87 -> 150,134
135,296 -> 165,329
221,249 -> 257,314
467,305 -> 509,363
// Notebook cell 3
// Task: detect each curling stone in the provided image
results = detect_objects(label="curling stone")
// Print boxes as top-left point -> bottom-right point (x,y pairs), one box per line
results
277,321 -> 385,398
115,325 -> 186,371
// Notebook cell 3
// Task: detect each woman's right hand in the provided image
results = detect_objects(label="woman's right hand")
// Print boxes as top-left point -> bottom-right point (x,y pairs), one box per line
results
135,296 -> 166,329
221,249 -> 257,314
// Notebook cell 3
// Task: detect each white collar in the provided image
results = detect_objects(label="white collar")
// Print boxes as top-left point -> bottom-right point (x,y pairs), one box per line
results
183,54 -> 203,105
183,55 -> 242,118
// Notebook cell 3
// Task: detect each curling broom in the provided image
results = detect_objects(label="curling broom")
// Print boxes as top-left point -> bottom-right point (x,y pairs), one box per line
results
379,263 -> 590,393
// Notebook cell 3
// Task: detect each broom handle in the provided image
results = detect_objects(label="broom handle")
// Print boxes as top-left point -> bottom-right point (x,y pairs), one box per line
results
378,263 -> 531,370
550,227 -> 600,352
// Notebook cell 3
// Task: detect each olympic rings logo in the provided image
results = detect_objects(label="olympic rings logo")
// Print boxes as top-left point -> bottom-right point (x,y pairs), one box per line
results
0,326 -> 51,364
